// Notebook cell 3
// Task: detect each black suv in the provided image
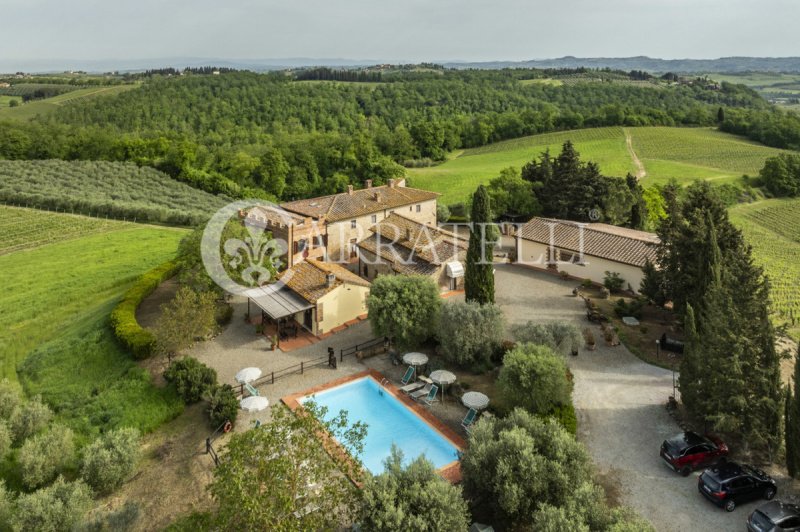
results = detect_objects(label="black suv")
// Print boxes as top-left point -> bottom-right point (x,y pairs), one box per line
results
698,462 -> 777,512
748,501 -> 800,531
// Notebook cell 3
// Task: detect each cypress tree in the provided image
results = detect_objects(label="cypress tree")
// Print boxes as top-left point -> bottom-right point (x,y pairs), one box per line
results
717,107 -> 725,123
465,185 -> 495,305
786,347 -> 800,478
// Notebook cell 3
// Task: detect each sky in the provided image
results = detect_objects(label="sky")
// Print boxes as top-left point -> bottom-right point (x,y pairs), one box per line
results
1,0 -> 798,69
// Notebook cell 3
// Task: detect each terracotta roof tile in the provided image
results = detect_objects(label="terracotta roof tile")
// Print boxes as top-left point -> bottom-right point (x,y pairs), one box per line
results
514,217 -> 659,267
279,259 -> 370,304
280,184 -> 439,222
357,213 -> 467,275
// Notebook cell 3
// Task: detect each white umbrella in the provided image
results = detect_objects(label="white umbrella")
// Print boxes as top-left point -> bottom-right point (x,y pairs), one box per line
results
430,370 -> 457,402
462,391 -> 490,411
235,367 -> 262,384
402,352 -> 429,368
240,396 -> 269,412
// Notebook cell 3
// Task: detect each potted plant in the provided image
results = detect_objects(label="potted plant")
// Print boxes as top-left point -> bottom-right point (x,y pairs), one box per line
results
270,334 -> 278,351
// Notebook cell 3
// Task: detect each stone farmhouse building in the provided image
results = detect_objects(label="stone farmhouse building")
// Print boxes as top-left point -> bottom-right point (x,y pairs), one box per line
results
513,217 -> 659,293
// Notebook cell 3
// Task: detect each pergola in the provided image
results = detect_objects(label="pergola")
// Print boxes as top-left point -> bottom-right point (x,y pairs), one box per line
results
243,284 -> 313,341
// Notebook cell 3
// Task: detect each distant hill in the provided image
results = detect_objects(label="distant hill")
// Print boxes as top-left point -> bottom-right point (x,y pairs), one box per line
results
444,56 -> 800,73
5,56 -> 800,74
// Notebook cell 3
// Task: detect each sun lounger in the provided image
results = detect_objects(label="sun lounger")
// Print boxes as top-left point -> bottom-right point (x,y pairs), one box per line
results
399,381 -> 425,394
400,366 -> 415,385
461,408 -> 478,432
410,383 -> 432,401
245,383 -> 259,397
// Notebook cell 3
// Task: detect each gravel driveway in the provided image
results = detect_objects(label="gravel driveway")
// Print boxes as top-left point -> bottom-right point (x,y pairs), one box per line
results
494,264 -> 764,532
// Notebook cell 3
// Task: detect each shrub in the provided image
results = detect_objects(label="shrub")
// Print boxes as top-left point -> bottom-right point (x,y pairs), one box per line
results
153,286 -> 219,358
436,203 -> 450,223
164,357 -> 218,404
10,395 -> 52,443
0,379 -> 22,421
614,298 -> 645,320
549,403 -> 578,435
216,303 -> 234,325
438,301 -> 505,370
0,481 -> 12,531
497,343 -> 573,416
207,385 -> 238,429
581,278 -> 593,288
0,423 -> 10,459
18,425 -> 75,489
360,446 -> 470,531
80,428 -> 141,495
11,477 -> 92,532
367,275 -> 441,349
110,261 -> 179,359
78,501 -> 140,532
603,271 -> 625,292
510,321 -> 583,355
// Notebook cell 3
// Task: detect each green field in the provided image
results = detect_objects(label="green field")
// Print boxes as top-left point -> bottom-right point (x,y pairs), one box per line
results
0,206 -> 185,437
730,198 -> 800,340
0,84 -> 137,120
0,95 -> 22,108
408,126 -> 789,204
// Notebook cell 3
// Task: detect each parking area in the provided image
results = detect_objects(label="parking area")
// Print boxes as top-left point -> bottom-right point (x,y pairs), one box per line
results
494,264 -> 776,531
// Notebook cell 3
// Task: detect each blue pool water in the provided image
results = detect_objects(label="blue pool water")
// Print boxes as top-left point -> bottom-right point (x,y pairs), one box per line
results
299,377 -> 460,475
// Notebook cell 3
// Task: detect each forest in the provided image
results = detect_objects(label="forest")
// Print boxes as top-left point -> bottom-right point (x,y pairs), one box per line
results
0,68 -> 796,206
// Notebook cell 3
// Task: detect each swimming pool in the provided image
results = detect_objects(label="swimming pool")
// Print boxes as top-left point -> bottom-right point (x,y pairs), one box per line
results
298,375 -> 461,475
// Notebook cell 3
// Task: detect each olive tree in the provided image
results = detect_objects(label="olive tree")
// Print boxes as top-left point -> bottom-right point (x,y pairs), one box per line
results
10,395 -> 52,443
18,425 -> 75,489
163,357 -> 217,404
0,422 -> 11,460
80,427 -> 141,494
360,446 -> 469,531
11,477 -> 92,532
510,321 -> 583,355
367,275 -> 441,348
153,286 -> 218,358
438,301 -> 505,369
0,379 -> 22,421
208,403 -> 366,530
497,343 -> 573,416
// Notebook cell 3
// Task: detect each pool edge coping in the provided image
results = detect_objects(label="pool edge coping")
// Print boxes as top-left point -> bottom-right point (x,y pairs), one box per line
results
281,368 -> 464,484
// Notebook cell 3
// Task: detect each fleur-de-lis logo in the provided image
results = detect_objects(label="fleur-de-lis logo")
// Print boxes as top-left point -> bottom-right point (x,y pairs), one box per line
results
202,200 -> 292,295
223,223 -> 283,286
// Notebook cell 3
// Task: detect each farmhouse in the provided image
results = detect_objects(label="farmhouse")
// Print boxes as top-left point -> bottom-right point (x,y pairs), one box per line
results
280,179 -> 439,264
357,213 -> 468,291
243,258 -> 370,338
514,217 -> 659,293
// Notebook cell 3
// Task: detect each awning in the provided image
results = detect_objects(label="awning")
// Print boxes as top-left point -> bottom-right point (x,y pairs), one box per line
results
446,261 -> 464,278
244,284 -> 313,320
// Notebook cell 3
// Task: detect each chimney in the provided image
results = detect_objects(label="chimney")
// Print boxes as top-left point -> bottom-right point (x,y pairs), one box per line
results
405,228 -> 411,240
388,179 -> 396,188
347,185 -> 354,195
373,191 -> 381,202
325,272 -> 336,287
365,179 -> 373,188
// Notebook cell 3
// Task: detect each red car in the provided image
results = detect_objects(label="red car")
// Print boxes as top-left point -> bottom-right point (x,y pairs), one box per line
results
660,431 -> 728,476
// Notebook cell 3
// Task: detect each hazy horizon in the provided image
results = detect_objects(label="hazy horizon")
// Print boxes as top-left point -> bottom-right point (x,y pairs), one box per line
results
2,0 -> 798,71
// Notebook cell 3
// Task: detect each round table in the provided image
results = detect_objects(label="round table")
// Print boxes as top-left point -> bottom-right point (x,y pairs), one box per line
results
461,391 -> 490,411
430,370 -> 457,402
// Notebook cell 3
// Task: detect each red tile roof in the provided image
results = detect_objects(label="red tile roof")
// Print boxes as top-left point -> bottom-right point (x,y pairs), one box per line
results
280,183 -> 439,223
279,259 -> 370,304
514,217 -> 659,267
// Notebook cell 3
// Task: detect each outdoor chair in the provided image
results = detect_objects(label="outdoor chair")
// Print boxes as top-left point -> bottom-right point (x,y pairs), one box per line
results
410,383 -> 433,401
399,381 -> 425,394
400,366 -> 415,385
422,384 -> 439,405
461,408 -> 478,432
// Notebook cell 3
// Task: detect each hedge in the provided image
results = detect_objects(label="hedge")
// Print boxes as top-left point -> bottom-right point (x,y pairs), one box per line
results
110,261 -> 179,359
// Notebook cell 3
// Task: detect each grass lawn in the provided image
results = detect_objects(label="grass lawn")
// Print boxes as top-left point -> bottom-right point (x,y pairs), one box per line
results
0,206 -> 186,438
729,198 -> 800,340
407,126 -> 788,205
0,95 -> 22,108
0,84 -> 137,120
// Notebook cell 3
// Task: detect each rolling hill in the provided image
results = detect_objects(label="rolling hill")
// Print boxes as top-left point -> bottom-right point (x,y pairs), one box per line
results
0,84 -> 137,121
407,127 -> 789,205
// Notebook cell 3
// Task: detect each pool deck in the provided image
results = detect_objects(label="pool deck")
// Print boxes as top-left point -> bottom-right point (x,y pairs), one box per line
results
282,368 -> 465,483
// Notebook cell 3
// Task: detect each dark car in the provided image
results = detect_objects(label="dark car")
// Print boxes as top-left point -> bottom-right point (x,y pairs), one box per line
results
660,431 -> 729,476
747,501 -> 800,531
698,462 -> 777,512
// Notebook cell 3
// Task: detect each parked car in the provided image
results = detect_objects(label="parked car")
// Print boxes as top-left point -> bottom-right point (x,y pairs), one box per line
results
747,501 -> 800,531
660,431 -> 729,476
698,462 -> 777,512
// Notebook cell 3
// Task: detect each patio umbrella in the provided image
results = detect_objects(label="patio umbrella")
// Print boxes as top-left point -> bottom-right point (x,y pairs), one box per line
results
240,396 -> 269,412
429,369 -> 456,402
235,367 -> 262,384
462,391 -> 490,411
402,352 -> 429,371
